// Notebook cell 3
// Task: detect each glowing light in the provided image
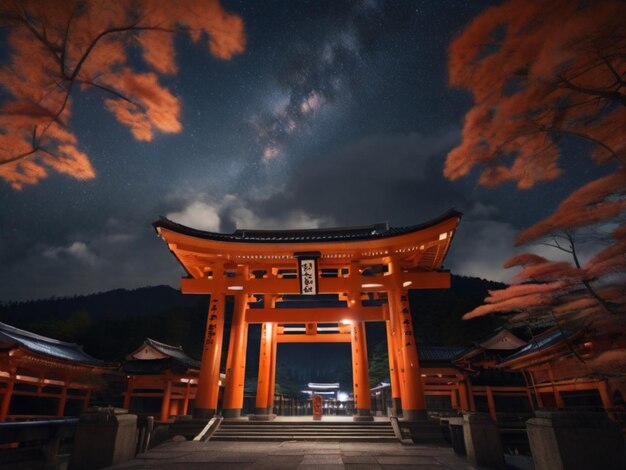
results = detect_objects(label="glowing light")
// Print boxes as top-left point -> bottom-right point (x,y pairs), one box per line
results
403,281 -> 412,287
361,283 -> 383,288
439,232 -> 448,240
337,392 -> 349,402
307,382 -> 339,390
227,285 -> 244,291
341,319 -> 352,325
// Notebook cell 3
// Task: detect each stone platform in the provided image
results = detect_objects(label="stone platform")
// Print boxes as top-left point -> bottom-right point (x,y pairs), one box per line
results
109,439 -> 481,469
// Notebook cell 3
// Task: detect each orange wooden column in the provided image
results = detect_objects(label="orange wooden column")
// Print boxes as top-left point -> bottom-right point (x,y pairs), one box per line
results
486,386 -> 497,422
0,374 -> 15,422
123,377 -> 133,410
458,380 -> 470,411
351,320 -> 373,421
254,322 -> 274,416
161,379 -> 172,421
385,318 -> 402,416
194,294 -> 226,418
223,292 -> 250,418
598,380 -> 613,410
266,322 -> 278,414
388,283 -> 427,421
83,389 -> 92,412
387,289 -> 408,418
56,381 -> 68,417
182,381 -> 191,416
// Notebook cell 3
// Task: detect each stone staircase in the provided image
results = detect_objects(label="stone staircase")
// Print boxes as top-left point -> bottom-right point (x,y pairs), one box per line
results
211,419 -> 398,442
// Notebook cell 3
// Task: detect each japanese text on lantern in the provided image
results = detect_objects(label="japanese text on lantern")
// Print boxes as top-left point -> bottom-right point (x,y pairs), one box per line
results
205,298 -> 219,345
299,258 -> 317,295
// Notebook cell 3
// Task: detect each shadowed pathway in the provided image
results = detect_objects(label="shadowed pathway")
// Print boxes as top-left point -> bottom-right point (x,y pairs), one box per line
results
110,439 -> 481,469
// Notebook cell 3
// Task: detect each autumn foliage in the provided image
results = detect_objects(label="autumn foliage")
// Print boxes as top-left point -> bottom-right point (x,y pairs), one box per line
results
446,0 -> 626,188
0,0 -> 245,189
447,0 -> 626,335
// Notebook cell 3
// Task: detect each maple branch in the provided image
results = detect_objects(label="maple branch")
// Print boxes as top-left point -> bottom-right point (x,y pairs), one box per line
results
558,74 -> 626,106
77,79 -> 145,111
564,231 -> 619,316
538,126 -> 626,165
0,17 -> 178,169
600,55 -> 626,87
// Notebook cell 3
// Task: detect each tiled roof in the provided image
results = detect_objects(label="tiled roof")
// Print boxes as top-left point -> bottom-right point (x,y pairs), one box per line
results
125,338 -> 200,373
0,322 -> 104,366
419,345 -> 466,362
153,208 -> 462,244
144,338 -> 201,369
501,329 -> 571,362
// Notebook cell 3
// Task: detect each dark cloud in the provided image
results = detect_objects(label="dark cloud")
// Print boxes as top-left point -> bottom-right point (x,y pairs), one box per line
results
247,129 -> 464,225
0,217 -> 181,301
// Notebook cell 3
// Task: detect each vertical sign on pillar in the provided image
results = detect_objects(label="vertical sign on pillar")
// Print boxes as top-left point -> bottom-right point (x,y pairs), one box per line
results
393,289 -> 427,420
195,295 -> 225,418
295,252 -> 320,296
399,294 -> 413,348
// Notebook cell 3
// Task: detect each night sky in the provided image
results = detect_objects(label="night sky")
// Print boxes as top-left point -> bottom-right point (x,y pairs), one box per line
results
0,1 -> 606,301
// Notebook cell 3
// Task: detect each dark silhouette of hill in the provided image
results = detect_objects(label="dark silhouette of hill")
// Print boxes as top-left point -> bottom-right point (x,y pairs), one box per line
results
0,285 -> 198,321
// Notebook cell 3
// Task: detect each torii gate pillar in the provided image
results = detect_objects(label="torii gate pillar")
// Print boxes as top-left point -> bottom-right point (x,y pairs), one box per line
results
194,295 -> 226,418
222,291 -> 249,418
388,259 -> 427,420
351,320 -> 373,421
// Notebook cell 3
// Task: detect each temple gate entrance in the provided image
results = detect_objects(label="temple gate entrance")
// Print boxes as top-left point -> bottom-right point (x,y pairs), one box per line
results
153,209 -> 461,421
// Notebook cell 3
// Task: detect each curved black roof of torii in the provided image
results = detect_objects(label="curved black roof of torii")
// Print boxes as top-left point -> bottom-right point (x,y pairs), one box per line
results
153,208 -> 463,244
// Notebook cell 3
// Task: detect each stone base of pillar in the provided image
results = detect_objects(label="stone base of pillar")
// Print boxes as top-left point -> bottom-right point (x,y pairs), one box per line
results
526,411 -> 625,470
391,398 -> 402,417
248,413 -> 276,421
353,408 -> 374,422
222,408 -> 242,419
447,417 -> 466,455
400,409 -> 428,421
193,408 -> 217,419
254,407 -> 273,415
462,412 -> 504,468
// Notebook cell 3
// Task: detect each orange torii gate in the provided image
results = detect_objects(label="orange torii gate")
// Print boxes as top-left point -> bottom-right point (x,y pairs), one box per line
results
153,209 -> 461,421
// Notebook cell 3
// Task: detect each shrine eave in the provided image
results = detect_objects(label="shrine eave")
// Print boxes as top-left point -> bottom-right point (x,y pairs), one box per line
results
0,322 -> 108,367
152,208 -> 463,244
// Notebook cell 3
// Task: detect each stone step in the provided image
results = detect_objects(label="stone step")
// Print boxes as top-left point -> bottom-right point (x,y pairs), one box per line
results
212,419 -> 397,442
220,421 -> 392,426
216,425 -> 393,431
214,431 -> 395,437
212,435 -> 399,442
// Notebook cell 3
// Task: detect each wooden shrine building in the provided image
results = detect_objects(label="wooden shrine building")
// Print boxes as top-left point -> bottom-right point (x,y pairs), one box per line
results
153,208 -> 462,421
122,338 -> 205,422
0,322 -> 115,422
121,338 -> 225,421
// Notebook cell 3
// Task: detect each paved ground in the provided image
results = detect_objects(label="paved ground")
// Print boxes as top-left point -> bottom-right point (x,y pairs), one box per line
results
111,440 -> 481,469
